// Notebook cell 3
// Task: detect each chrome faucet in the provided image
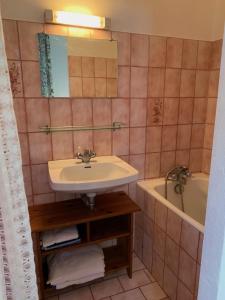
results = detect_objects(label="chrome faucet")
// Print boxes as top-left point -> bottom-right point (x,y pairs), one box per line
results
166,166 -> 191,185
75,149 -> 96,163
165,166 -> 191,209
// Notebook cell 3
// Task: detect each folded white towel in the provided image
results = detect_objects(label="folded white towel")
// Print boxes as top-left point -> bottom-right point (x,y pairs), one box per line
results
47,245 -> 105,287
100,239 -> 117,248
41,226 -> 79,248
55,272 -> 105,289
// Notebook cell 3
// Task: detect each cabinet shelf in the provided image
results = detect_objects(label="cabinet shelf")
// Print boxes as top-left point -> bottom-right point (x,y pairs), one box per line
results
90,215 -> 130,241
41,232 -> 130,257
43,243 -> 130,298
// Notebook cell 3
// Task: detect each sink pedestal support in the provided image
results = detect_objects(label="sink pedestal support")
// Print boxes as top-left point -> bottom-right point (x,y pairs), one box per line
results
81,193 -> 96,210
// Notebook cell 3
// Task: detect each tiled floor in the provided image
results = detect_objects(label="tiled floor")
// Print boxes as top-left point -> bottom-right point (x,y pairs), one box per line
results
46,254 -> 169,300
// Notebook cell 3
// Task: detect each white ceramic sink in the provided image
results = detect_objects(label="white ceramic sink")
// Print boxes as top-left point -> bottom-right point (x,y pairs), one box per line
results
48,156 -> 139,193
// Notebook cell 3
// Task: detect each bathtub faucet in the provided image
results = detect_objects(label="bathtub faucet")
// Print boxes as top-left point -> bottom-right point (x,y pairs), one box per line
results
165,166 -> 191,211
166,166 -> 191,185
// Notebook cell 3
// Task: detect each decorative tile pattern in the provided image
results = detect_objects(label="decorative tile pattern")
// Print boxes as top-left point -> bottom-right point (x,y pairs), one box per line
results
8,60 -> 23,97
147,98 -> 163,126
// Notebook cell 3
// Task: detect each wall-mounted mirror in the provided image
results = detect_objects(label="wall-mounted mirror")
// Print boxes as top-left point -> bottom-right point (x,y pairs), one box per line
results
38,33 -> 118,98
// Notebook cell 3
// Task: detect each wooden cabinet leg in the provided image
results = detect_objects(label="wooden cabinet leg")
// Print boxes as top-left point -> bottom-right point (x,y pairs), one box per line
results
128,214 -> 133,278
127,266 -> 132,278
34,232 -> 45,300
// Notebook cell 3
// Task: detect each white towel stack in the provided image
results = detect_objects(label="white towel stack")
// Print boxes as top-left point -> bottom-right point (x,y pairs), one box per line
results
41,226 -> 80,250
47,245 -> 105,289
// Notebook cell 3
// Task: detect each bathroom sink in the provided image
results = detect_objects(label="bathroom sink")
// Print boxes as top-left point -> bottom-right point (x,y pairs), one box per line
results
48,156 -> 139,193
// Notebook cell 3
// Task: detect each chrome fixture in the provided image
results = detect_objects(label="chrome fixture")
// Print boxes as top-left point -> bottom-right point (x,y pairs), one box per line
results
165,166 -> 191,211
166,166 -> 191,185
40,122 -> 126,134
75,149 -> 96,163
81,193 -> 96,210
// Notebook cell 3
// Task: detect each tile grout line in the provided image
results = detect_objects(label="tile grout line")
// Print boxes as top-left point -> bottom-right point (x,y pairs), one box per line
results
161,206 -> 169,297
128,32 -> 132,194
8,57 -> 219,72
117,274 -> 125,292
173,42 -> 190,168
190,40 -> 199,168
46,98 -> 55,202
174,217 -> 183,300
174,38 -> 184,167
139,285 -> 150,300
16,20 -> 36,207
89,284 -> 95,300
193,232 -> 202,298
159,37 -> 167,176
144,35 -> 150,180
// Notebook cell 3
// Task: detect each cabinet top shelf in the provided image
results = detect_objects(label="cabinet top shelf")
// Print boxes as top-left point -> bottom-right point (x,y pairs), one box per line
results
29,192 -> 140,232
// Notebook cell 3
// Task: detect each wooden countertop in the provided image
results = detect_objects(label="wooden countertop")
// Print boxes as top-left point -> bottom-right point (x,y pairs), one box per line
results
29,191 -> 140,232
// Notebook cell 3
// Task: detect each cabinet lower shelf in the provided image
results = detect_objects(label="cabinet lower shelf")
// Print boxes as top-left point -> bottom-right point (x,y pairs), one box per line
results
43,245 -> 129,298
104,245 -> 129,273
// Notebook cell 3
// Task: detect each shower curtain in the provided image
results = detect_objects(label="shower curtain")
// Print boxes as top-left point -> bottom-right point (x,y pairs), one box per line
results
0,12 -> 38,300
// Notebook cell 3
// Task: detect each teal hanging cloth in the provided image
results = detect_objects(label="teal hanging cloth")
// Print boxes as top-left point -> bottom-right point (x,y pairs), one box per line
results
37,33 -> 54,97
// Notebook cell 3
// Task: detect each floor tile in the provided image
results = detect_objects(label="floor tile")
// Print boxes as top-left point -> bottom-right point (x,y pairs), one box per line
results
111,288 -> 145,300
144,270 -> 156,282
140,282 -> 166,300
59,286 -> 93,300
133,255 -> 145,271
46,261 -> 167,300
91,278 -> 123,300
104,268 -> 127,280
119,270 -> 150,291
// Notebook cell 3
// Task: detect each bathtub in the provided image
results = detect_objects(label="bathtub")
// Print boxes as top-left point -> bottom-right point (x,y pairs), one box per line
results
138,173 -> 208,233
135,173 -> 207,298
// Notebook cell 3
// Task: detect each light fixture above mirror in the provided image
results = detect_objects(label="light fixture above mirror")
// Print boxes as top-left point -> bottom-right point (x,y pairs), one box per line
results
44,10 -> 111,30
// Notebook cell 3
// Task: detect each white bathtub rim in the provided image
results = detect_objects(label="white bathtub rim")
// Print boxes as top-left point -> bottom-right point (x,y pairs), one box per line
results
137,173 -> 207,233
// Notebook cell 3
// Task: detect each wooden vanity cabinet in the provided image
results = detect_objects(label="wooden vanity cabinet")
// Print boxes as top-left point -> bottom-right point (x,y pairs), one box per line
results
29,191 -> 140,299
